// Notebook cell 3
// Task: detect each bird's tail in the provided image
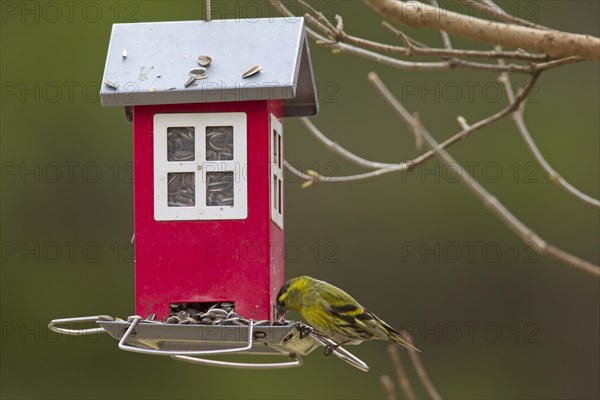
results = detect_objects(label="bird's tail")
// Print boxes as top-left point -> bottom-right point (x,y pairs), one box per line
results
379,321 -> 421,352
389,331 -> 421,352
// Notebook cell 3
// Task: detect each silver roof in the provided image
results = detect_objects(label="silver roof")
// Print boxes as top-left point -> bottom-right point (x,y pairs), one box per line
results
100,18 -> 318,117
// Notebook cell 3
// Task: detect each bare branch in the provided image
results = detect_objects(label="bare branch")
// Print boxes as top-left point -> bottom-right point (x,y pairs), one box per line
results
268,0 -> 329,42
368,72 -> 600,277
379,375 -> 398,400
380,20 -> 545,62
300,118 -> 398,169
363,0 -> 600,60
402,333 -> 443,400
387,345 -> 417,400
286,73 -> 539,184
273,0 -> 586,74
461,0 -> 550,30
497,61 -> 600,207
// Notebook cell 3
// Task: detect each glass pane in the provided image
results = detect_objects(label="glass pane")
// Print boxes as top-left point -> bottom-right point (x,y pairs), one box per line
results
206,126 -> 233,161
272,129 -> 277,166
206,172 -> 234,207
168,172 -> 195,207
278,178 -> 282,214
167,127 -> 195,161
277,132 -> 282,168
273,174 -> 277,212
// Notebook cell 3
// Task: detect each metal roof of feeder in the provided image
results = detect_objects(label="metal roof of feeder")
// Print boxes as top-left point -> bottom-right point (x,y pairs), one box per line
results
100,17 -> 318,117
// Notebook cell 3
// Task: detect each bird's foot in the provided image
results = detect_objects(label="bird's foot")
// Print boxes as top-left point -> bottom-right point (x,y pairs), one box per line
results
293,322 -> 314,339
324,344 -> 339,356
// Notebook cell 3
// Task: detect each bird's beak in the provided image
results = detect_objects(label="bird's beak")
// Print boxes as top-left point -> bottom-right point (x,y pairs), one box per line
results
275,304 -> 286,320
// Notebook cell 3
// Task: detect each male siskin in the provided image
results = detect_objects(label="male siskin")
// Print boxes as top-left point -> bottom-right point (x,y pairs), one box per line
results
275,275 -> 420,352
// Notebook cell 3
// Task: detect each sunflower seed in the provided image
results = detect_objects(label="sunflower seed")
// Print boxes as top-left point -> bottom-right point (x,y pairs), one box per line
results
196,54 -> 213,66
189,67 -> 206,75
166,316 -> 180,324
104,80 -> 118,89
177,311 -> 189,320
98,315 -> 115,321
242,65 -> 261,78
146,313 -> 156,321
184,75 -> 196,87
209,309 -> 228,318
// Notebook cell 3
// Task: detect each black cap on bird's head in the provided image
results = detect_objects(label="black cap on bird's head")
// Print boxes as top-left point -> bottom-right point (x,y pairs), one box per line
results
275,276 -> 310,320
275,281 -> 291,320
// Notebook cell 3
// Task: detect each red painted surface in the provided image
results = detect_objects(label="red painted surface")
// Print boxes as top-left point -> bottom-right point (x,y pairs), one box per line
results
132,100 -> 284,321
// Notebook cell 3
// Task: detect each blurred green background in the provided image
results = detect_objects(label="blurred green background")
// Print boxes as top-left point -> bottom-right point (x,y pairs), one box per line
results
1,1 -> 598,399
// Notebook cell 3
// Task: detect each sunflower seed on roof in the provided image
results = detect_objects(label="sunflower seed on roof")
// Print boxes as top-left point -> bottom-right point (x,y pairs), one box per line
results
166,316 -> 180,324
184,75 -> 196,88
196,54 -> 213,67
146,313 -> 156,321
104,80 -> 118,89
242,65 -> 261,78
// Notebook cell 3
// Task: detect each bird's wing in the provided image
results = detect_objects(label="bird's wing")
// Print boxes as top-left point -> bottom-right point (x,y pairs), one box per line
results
328,304 -> 421,352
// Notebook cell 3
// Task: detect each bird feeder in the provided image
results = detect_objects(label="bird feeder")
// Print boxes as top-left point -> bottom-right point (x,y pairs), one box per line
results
48,17 -> 368,371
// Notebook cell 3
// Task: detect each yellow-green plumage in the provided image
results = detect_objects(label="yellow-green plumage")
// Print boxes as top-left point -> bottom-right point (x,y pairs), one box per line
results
275,276 -> 420,352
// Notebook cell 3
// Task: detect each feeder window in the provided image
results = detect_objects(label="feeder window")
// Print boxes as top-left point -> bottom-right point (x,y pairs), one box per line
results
167,127 -> 195,161
270,114 -> 283,229
154,113 -> 247,221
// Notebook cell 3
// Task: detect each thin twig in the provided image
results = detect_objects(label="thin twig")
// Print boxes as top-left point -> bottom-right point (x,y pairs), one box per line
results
387,345 -> 417,400
401,332 -> 442,400
429,0 -> 453,51
497,59 -> 600,207
462,0 -> 550,30
379,375 -> 398,400
286,74 -> 539,184
205,0 -> 211,22
368,72 -> 600,277
269,0 -> 329,42
300,118 -> 397,169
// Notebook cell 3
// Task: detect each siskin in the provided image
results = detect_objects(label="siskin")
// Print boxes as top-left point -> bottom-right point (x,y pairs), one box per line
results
275,275 -> 420,353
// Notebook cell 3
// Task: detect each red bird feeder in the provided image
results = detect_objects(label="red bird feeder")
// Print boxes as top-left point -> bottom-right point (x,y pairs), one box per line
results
48,16 -> 368,371
107,18 -> 318,321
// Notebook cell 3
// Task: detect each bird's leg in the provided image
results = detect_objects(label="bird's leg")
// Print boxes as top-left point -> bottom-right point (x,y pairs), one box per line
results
323,343 -> 340,356
293,322 -> 314,339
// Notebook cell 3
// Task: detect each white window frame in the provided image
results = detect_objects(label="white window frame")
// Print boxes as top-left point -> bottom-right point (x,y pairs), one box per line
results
270,114 -> 283,229
153,112 -> 248,221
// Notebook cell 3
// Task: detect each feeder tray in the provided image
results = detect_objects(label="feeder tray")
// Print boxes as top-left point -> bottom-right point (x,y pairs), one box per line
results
48,316 -> 369,371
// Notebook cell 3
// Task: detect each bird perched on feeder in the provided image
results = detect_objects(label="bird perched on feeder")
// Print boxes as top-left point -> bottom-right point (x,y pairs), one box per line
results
275,276 -> 420,354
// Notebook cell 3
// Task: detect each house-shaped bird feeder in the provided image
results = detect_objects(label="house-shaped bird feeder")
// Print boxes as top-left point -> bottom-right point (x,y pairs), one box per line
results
48,17 -> 368,371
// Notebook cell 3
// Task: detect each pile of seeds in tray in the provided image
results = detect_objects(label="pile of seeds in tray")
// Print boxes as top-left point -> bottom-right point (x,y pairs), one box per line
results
146,302 -> 276,326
